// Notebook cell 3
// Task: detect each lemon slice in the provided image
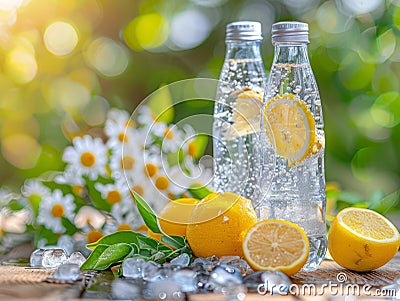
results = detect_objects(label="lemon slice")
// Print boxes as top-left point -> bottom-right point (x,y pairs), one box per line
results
328,207 -> 400,272
242,220 -> 310,276
225,88 -> 263,140
264,94 -> 321,165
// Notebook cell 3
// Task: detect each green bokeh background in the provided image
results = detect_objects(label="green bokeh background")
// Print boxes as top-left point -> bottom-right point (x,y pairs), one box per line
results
1,0 -> 399,201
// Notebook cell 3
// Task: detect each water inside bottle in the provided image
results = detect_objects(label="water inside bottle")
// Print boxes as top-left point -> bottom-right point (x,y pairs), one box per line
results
260,62 -> 327,271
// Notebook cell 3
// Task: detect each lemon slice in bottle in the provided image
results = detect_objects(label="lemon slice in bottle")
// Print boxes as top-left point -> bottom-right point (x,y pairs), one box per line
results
264,93 -> 321,166
225,88 -> 263,140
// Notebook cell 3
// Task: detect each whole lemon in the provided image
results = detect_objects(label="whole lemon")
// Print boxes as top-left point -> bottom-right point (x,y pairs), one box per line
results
328,207 -> 400,272
186,192 -> 258,258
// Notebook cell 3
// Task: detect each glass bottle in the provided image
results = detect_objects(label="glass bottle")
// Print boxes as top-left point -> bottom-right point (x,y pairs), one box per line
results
259,21 -> 326,271
213,21 -> 266,205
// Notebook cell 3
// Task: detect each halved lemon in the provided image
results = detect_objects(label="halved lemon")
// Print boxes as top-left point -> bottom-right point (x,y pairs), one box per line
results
225,88 -> 263,140
328,207 -> 400,272
242,220 -> 310,276
264,94 -> 321,165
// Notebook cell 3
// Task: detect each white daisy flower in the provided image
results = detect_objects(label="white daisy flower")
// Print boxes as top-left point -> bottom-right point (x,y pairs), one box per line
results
37,189 -> 76,233
137,106 -> 158,127
21,179 -> 51,214
152,122 -> 183,153
62,135 -> 108,180
54,167 -> 86,196
105,108 -> 135,150
110,142 -> 140,181
95,179 -> 137,219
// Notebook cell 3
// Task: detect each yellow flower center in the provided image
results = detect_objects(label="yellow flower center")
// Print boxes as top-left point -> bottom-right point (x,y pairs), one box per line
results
168,192 -> 175,200
155,176 -> 169,190
132,185 -> 144,196
72,185 -> 84,196
121,156 -> 135,170
118,132 -> 128,143
87,229 -> 103,244
80,151 -> 96,167
163,128 -> 174,140
144,163 -> 158,177
106,190 -> 121,205
51,203 -> 65,218
117,223 -> 132,231
188,141 -> 197,157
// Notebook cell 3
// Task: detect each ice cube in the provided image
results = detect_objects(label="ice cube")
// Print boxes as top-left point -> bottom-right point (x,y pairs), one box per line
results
172,268 -> 197,293
123,258 -> 145,279
209,265 -> 243,292
111,278 -> 141,300
42,249 -> 68,269
260,270 -> 291,294
225,259 -> 252,275
192,257 -> 213,272
67,251 -> 86,267
144,279 -> 184,300
142,261 -> 162,282
170,253 -> 190,267
30,248 -> 45,267
53,263 -> 80,281
219,256 -> 240,264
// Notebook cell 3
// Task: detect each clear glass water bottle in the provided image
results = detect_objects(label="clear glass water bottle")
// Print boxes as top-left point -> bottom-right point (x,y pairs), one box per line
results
213,21 -> 266,204
259,21 -> 327,271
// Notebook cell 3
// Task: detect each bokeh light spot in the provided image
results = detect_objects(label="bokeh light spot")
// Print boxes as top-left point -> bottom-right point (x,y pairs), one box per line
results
122,13 -> 168,50
170,9 -> 211,50
44,21 -> 79,56
47,77 -> 90,114
85,37 -> 129,77
2,134 -> 41,169
5,49 -> 37,84
371,92 -> 400,128
339,0 -> 383,15
316,1 -> 353,34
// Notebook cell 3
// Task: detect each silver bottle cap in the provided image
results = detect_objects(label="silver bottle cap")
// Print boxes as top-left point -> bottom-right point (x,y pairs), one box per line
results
271,21 -> 309,44
226,21 -> 262,41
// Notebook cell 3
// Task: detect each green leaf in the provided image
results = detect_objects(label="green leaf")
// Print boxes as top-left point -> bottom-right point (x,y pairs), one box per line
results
132,191 -> 162,234
188,183 -> 212,199
160,235 -> 186,249
368,190 -> 400,214
61,217 -> 79,236
87,230 -> 141,248
337,191 -> 365,204
81,245 -> 108,270
81,243 -> 132,271
84,176 -> 111,212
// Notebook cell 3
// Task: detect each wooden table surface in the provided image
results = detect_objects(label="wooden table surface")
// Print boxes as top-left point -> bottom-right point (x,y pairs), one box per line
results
0,244 -> 399,300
